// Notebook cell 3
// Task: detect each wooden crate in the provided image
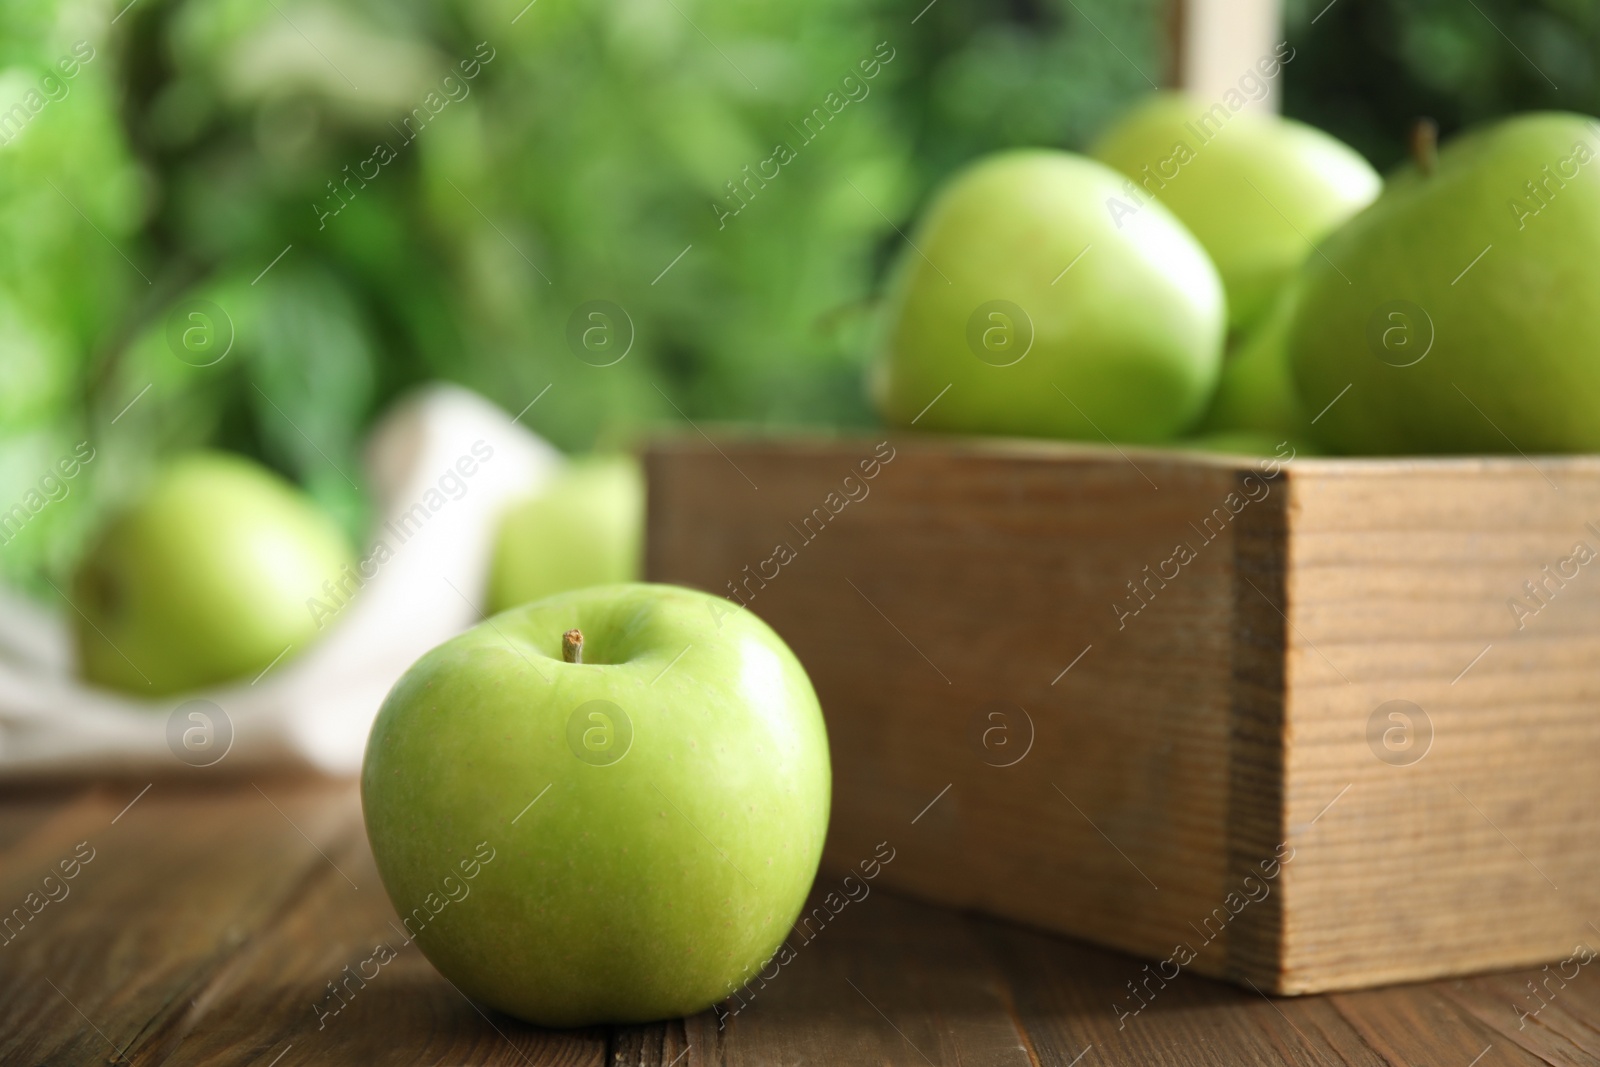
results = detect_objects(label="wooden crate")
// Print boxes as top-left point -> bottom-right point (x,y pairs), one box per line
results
644,434 -> 1600,995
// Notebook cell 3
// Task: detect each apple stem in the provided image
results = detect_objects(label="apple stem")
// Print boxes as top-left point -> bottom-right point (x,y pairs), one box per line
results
1411,118 -> 1439,177
562,629 -> 584,664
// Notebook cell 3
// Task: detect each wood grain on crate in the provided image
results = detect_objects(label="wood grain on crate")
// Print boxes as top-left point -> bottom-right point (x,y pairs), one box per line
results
1274,458 -> 1600,992
4,777 -> 1600,1065
645,435 -> 1600,995
647,435 -> 1279,985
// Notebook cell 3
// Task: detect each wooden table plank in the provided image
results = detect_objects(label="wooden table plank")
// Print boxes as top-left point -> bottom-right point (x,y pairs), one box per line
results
1434,967 -> 1600,1066
709,887 -> 1036,1067
0,778 -> 360,1065
1327,985 -> 1548,1067
609,1023 -> 691,1067
0,781 -> 91,854
152,785 -> 602,1067
4,777 -> 1599,1066
978,915 -> 1391,1067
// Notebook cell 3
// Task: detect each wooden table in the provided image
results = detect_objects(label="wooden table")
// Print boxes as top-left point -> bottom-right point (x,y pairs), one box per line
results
3,778 -> 1595,1065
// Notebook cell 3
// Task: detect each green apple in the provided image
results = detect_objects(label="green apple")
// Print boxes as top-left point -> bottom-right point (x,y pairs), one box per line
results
1197,282 -> 1306,439
361,583 -> 831,1026
1289,112 -> 1600,454
487,454 -> 643,615
870,149 -> 1225,443
1175,430 -> 1289,457
71,451 -> 354,695
1092,92 -> 1380,332
1174,429 -> 1319,459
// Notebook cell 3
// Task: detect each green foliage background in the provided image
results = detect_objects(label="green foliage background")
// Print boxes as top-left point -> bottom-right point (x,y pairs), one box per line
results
0,0 -> 1583,597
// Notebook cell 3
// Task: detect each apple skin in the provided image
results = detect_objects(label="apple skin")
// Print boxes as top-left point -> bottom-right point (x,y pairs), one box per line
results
870,149 -> 1225,443
1092,92 -> 1380,332
72,451 -> 354,695
487,455 -> 644,615
1197,282 -> 1308,440
1289,112 -> 1600,454
1176,430 -> 1304,458
360,583 -> 832,1027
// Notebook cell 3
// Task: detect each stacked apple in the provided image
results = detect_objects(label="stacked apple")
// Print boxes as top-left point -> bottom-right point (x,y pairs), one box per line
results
873,95 -> 1600,457
1288,112 -> 1600,453
486,454 -> 645,613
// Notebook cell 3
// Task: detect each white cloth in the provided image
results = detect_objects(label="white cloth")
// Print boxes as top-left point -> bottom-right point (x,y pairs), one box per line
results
0,384 -> 559,779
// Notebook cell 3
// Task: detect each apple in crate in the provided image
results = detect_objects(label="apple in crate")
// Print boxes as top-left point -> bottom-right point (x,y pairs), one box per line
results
361,583 -> 831,1026
1290,112 -> 1600,454
487,454 -> 644,613
1092,92 -> 1380,333
1196,282 -> 1307,440
870,150 -> 1225,443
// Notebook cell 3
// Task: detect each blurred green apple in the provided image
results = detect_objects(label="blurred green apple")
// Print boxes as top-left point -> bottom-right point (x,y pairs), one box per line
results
71,451 -> 354,695
361,583 -> 831,1026
1092,92 -> 1380,332
871,149 -> 1225,443
1174,430 -> 1314,458
1290,112 -> 1600,454
487,454 -> 644,615
1197,283 -> 1307,439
